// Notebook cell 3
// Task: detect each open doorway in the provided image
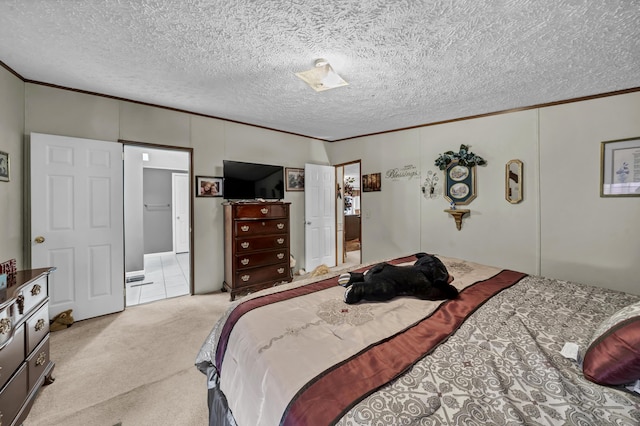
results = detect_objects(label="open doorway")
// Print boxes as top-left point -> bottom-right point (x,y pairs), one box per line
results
123,144 -> 193,306
336,161 -> 361,267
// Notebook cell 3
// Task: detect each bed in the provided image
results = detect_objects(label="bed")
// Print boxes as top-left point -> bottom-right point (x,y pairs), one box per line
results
195,254 -> 640,425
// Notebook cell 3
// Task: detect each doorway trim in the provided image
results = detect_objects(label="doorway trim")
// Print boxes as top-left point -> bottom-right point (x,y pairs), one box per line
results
120,139 -> 195,295
334,160 -> 362,266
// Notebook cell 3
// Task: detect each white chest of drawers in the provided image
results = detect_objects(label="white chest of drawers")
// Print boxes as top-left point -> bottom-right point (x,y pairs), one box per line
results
0,267 -> 55,426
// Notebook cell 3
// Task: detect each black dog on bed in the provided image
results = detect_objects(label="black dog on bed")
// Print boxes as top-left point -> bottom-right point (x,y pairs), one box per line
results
338,253 -> 459,304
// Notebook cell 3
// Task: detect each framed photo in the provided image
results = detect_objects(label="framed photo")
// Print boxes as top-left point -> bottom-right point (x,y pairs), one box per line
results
0,151 -> 9,182
196,176 -> 223,197
362,173 -> 381,192
601,137 -> 640,197
443,161 -> 476,205
285,168 -> 305,191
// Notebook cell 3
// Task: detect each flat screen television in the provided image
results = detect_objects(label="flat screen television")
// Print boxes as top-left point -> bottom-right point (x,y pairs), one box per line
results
223,160 -> 284,200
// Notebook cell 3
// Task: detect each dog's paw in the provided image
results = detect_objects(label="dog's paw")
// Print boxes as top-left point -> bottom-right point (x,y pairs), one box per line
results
338,273 -> 351,287
343,286 -> 353,303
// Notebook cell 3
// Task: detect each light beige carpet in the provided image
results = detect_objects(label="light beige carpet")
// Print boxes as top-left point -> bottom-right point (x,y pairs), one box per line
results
24,292 -> 232,426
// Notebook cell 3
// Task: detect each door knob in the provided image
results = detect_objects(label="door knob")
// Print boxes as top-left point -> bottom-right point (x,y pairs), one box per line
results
34,236 -> 45,244
306,221 -> 311,225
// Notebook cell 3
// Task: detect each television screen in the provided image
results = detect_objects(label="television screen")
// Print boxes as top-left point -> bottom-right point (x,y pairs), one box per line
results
223,160 -> 284,200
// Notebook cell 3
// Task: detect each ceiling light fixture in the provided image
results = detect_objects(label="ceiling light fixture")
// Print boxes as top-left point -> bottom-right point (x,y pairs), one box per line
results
295,58 -> 348,92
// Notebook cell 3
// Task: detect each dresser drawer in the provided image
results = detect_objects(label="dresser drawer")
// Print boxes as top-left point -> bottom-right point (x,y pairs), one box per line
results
0,362 -> 27,426
235,235 -> 288,253
235,263 -> 290,289
235,249 -> 288,270
15,275 -> 47,320
27,335 -> 50,391
26,303 -> 49,354
233,204 -> 288,219
0,323 -> 25,390
234,219 -> 288,236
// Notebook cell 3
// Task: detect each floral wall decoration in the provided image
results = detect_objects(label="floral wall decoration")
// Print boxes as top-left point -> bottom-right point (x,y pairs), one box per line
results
421,170 -> 441,199
343,176 -> 356,210
434,144 -> 487,170
435,144 -> 487,207
344,176 -> 356,196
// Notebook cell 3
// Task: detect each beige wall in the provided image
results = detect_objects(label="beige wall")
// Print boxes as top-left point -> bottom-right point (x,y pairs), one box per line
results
326,93 -> 640,295
0,69 -> 25,267
539,94 -> 640,294
2,65 -> 638,296
20,80 -> 328,294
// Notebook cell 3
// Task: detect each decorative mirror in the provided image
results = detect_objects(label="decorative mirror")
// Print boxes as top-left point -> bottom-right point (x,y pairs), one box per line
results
505,159 -> 523,204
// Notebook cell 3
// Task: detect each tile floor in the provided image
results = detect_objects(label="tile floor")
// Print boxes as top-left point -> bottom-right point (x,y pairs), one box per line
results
125,252 -> 190,307
344,250 -> 361,268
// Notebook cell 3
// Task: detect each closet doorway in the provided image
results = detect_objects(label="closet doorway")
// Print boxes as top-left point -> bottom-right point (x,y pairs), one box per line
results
123,144 -> 193,307
336,161 -> 361,268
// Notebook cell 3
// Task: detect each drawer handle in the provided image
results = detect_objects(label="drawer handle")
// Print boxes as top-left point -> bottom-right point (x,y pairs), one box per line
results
277,253 -> 284,259
277,268 -> 285,274
260,208 -> 269,215
16,295 -> 24,315
35,318 -> 46,332
0,318 -> 10,335
31,284 -> 42,296
277,238 -> 284,244
241,275 -> 250,282
36,351 -> 47,366
240,225 -> 250,232
277,223 -> 285,229
241,242 -> 250,249
241,258 -> 249,265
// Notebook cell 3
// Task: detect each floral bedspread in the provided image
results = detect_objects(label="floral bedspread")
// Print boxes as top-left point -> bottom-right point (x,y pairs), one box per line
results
337,275 -> 640,425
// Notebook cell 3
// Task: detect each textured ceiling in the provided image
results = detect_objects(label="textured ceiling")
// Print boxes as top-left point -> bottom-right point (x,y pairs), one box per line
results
0,1 -> 639,141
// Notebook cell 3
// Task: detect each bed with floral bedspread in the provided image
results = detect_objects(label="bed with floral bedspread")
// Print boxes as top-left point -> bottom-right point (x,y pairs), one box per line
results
196,254 -> 640,425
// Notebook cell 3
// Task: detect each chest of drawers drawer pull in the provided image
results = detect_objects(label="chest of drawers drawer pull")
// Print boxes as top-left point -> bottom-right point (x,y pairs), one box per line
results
277,238 -> 284,244
277,223 -> 284,229
277,253 -> 284,260
241,242 -> 250,249
35,319 -> 46,332
241,275 -> 250,282
16,295 -> 24,315
277,268 -> 285,274
260,208 -> 269,215
241,225 -> 249,232
241,258 -> 249,266
30,284 -> 41,296
0,319 -> 9,335
35,351 -> 46,366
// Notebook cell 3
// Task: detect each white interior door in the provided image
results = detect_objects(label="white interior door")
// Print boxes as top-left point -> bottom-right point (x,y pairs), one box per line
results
304,163 -> 336,271
30,132 -> 124,321
172,173 -> 189,253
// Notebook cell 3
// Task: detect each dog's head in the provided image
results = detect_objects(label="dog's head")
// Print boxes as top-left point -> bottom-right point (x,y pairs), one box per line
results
414,253 -> 453,285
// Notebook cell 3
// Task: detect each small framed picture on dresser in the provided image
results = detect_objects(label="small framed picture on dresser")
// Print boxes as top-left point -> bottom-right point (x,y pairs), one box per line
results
0,151 -> 9,182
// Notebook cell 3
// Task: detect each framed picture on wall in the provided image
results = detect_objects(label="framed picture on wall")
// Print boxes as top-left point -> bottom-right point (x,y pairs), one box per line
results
362,173 -> 381,192
196,176 -> 223,197
0,151 -> 9,182
443,161 -> 476,205
601,137 -> 640,197
285,168 -> 305,191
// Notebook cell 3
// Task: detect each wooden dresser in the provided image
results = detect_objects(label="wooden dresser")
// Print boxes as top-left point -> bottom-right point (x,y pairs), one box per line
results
223,201 -> 292,300
0,268 -> 55,426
